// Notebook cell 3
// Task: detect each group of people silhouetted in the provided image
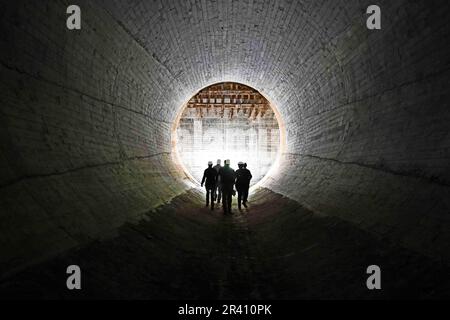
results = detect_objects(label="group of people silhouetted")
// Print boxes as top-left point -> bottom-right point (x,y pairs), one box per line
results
201,159 -> 252,214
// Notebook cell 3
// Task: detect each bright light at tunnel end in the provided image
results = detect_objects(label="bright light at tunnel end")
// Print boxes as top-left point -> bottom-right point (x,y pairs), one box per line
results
171,81 -> 286,192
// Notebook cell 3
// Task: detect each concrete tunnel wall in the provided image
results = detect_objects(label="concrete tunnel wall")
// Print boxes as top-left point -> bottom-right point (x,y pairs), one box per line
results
0,0 -> 449,277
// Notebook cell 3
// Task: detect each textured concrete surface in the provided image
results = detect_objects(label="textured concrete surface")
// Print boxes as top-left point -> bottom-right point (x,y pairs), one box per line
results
0,0 -> 449,297
0,189 -> 448,299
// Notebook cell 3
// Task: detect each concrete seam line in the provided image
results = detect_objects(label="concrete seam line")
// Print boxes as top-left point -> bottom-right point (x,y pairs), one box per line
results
285,152 -> 450,188
0,60 -> 172,125
0,152 -> 171,190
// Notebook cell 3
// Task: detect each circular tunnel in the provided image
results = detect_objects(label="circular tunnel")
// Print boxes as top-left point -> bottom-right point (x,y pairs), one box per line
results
0,0 -> 449,299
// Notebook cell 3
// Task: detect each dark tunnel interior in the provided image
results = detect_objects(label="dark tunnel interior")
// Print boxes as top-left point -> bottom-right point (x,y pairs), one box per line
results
0,0 -> 450,299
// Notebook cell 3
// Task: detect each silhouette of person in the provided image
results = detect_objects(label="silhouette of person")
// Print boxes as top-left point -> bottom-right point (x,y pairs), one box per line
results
237,162 -> 252,208
213,159 -> 222,204
242,163 -> 252,206
218,159 -> 236,214
201,161 -> 218,210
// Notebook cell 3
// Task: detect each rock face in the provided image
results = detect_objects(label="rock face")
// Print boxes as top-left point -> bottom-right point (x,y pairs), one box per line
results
0,0 -> 449,291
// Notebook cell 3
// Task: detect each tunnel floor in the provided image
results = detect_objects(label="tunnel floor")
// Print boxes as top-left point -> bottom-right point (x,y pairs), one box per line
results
1,189 -> 449,299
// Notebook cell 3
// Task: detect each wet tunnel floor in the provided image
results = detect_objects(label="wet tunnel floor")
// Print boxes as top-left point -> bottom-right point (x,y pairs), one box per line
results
1,188 -> 449,299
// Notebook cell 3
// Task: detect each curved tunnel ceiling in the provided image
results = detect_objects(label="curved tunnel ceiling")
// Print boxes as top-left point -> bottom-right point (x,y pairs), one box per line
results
0,0 -> 449,286
100,0 -> 355,125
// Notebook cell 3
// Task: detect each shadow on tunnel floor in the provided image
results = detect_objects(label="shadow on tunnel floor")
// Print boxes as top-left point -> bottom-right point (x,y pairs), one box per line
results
0,188 -> 449,300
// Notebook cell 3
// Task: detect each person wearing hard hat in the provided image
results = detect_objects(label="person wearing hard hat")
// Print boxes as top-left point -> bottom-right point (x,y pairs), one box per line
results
201,161 -> 218,210
241,163 -> 252,208
218,159 -> 236,214
235,161 -> 247,210
213,159 -> 222,204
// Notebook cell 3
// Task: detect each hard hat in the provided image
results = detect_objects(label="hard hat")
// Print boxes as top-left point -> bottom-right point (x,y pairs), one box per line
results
238,161 -> 244,165
208,161 -> 213,165
224,159 -> 230,165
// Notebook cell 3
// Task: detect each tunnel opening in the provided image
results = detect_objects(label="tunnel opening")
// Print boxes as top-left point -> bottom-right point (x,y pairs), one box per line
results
0,0 -> 449,300
173,82 -> 285,188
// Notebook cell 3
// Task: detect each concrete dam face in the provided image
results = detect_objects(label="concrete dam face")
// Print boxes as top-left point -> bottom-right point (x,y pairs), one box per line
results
0,0 -> 449,300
